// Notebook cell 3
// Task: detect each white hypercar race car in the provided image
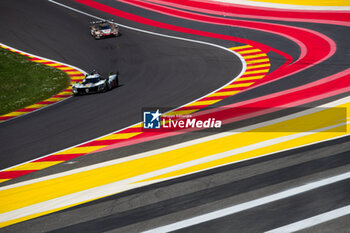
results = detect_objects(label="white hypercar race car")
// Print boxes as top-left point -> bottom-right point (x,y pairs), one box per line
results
72,72 -> 119,95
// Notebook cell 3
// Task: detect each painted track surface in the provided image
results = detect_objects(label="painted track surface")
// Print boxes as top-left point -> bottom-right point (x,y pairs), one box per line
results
0,0 -> 241,170
1,0 -> 350,232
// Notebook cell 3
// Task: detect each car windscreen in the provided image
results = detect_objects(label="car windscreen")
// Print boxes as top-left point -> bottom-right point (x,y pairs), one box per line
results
83,78 -> 100,84
100,25 -> 110,30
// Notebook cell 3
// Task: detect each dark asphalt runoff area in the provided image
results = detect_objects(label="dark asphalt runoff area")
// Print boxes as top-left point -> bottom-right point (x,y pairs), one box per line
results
1,0 -> 350,232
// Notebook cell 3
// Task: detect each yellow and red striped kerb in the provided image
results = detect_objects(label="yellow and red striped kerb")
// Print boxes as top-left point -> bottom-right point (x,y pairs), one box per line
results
0,44 -> 270,184
0,44 -> 85,123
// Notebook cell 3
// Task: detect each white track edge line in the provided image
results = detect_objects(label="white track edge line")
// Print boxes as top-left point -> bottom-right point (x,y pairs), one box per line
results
142,171 -> 350,232
265,204 -> 350,233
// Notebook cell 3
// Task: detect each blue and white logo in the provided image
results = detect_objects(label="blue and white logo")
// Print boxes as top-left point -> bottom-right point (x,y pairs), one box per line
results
143,109 -> 162,129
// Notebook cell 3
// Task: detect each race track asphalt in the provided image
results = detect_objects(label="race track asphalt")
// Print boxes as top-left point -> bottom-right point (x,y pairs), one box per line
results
1,0 -> 350,232
0,0 -> 242,170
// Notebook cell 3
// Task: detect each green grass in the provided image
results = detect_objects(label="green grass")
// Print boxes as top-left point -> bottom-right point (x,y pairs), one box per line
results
0,48 -> 70,115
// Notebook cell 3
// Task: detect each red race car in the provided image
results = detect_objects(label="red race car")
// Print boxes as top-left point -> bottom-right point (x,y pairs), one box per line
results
90,20 -> 119,40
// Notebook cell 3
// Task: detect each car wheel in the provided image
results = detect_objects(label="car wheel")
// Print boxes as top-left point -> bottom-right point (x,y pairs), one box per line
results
102,85 -> 107,92
105,80 -> 111,91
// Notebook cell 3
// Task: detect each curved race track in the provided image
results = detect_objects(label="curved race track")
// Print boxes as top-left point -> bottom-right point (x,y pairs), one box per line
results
0,0 -> 241,169
1,0 -> 350,232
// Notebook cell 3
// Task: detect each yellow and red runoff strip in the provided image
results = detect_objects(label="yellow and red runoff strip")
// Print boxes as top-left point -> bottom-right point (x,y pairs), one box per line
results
0,44 -> 85,123
0,44 -> 270,184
